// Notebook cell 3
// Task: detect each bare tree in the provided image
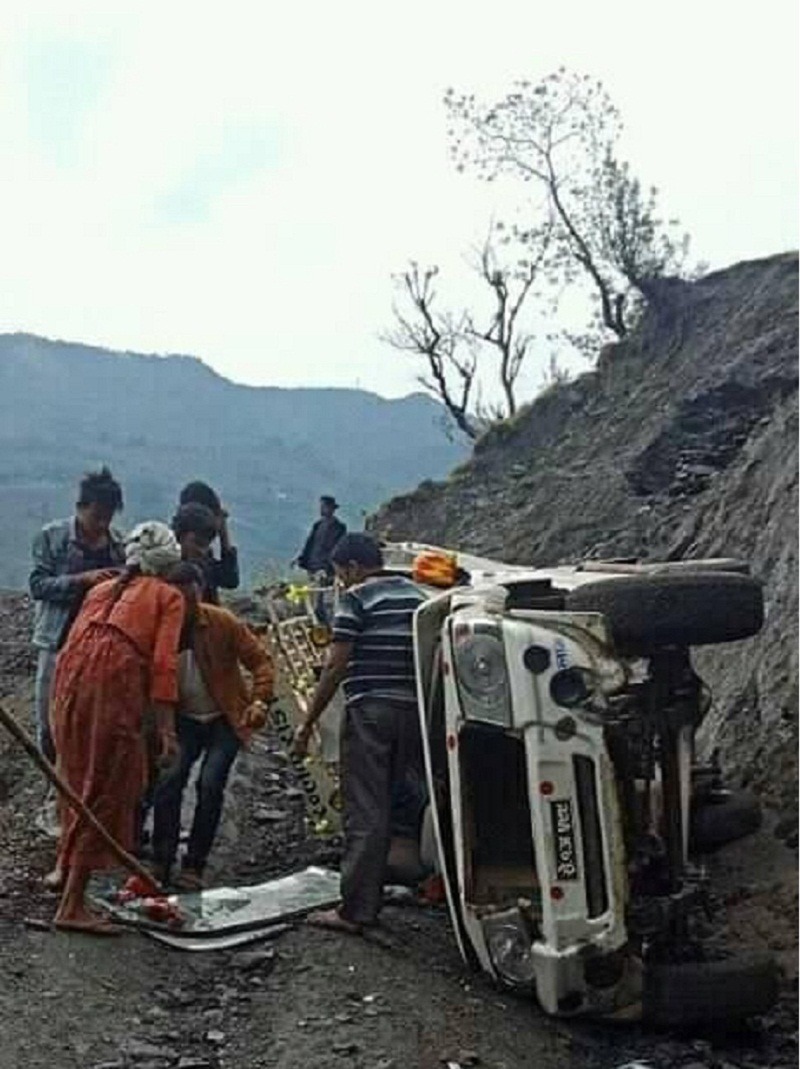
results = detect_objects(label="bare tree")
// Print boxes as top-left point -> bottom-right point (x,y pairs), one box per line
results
445,69 -> 692,343
462,221 -> 552,419
382,228 -> 552,438
383,263 -> 479,439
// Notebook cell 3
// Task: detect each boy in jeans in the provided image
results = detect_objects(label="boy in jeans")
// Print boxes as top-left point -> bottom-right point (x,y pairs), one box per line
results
151,564 -> 274,888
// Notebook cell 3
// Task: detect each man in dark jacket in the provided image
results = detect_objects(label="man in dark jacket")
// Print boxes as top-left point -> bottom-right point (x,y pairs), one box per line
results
296,496 -> 346,579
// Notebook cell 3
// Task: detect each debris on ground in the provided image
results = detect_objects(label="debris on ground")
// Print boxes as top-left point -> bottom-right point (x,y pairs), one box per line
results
0,593 -> 796,1069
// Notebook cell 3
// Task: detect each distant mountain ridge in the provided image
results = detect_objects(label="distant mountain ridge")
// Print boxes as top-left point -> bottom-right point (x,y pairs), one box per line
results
0,333 -> 465,588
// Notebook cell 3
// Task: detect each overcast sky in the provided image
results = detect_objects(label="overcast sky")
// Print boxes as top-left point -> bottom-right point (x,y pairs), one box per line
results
0,1 -> 796,399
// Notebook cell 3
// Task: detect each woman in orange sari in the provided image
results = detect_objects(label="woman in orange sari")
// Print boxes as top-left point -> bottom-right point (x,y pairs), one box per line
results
50,521 -> 185,934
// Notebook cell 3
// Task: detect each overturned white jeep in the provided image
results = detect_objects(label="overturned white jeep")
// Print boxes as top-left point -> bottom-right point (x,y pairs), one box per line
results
386,544 -> 778,1026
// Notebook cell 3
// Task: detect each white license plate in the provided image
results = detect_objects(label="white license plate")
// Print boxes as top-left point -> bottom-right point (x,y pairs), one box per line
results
550,798 -> 579,880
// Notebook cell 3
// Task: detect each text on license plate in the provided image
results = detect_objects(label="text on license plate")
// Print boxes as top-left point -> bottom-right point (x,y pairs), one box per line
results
550,798 -> 579,881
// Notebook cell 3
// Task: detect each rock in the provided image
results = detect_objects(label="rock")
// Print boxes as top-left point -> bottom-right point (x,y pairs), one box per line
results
332,1040 -> 361,1055
205,1029 -> 226,1045
458,1053 -> 480,1066
124,1040 -> 179,1062
22,918 -> 51,932
177,1059 -> 214,1069
253,807 -> 290,823
232,948 -> 276,973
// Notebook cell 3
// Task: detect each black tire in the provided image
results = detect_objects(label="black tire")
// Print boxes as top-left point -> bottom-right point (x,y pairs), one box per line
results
648,558 -> 751,576
565,572 -> 763,651
690,790 -> 762,852
643,952 -> 779,1027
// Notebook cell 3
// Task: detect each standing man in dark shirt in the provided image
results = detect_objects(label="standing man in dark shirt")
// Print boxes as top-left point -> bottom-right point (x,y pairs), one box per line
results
296,496 -> 346,580
294,533 -> 425,933
177,482 -> 240,602
295,495 -> 346,625
29,468 -> 125,761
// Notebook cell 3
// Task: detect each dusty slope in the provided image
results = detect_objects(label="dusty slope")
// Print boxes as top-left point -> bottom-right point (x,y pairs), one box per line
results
372,253 -> 799,820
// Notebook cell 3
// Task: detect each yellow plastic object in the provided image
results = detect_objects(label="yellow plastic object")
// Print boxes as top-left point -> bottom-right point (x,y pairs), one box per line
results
412,550 -> 458,588
309,624 -> 332,647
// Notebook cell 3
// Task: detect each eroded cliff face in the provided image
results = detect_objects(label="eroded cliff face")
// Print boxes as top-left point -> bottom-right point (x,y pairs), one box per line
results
372,253 -> 798,822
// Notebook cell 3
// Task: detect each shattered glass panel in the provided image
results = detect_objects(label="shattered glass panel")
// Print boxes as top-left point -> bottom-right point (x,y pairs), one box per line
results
91,866 -> 341,935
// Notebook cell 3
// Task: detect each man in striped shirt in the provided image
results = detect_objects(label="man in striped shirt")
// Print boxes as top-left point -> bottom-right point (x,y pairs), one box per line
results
294,533 -> 426,933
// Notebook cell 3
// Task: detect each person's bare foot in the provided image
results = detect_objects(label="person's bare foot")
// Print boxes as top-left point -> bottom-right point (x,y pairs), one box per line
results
54,905 -> 121,936
306,908 -> 363,934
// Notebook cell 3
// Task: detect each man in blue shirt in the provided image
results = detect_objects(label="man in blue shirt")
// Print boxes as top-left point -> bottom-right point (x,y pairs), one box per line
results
29,467 -> 125,761
294,533 -> 425,933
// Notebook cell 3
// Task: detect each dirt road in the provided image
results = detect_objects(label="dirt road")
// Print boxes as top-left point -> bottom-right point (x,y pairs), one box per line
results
0,594 -> 795,1069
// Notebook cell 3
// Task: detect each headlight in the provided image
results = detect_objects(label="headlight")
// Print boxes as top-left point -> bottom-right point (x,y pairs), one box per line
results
483,908 -> 536,986
452,620 -> 512,726
550,667 -> 595,708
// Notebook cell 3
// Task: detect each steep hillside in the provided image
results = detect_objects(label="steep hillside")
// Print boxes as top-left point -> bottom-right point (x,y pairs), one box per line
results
373,253 -> 798,819
0,334 -> 464,586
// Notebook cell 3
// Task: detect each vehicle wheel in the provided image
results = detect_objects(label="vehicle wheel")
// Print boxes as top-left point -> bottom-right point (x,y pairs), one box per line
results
565,572 -> 763,651
643,952 -> 778,1027
690,790 -> 762,852
649,558 -> 751,576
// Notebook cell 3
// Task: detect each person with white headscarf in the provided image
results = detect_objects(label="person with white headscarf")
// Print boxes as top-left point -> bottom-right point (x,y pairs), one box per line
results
47,522 -> 186,934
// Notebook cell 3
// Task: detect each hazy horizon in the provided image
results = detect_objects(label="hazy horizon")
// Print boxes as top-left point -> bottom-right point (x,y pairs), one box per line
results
0,2 -> 796,400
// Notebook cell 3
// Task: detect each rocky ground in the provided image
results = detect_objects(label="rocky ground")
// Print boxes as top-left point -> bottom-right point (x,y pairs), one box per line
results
0,594 -> 796,1069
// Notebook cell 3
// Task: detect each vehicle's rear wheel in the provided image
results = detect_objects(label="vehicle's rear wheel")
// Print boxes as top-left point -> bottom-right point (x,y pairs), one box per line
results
648,558 -> 751,576
690,789 -> 762,852
565,572 -> 763,652
643,952 -> 779,1026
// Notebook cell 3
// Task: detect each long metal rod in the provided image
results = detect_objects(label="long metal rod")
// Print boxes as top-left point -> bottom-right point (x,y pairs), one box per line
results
0,702 -> 162,894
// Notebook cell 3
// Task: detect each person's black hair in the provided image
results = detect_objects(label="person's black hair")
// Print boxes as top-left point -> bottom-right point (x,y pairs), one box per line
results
330,533 -> 383,570
165,561 -> 204,587
77,466 -> 123,513
104,565 -> 141,613
171,502 -> 217,542
179,481 -> 222,516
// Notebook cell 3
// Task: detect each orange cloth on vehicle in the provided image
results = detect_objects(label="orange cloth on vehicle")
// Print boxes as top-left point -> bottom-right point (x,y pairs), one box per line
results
191,604 -> 275,744
51,575 -> 185,871
412,550 -> 458,588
